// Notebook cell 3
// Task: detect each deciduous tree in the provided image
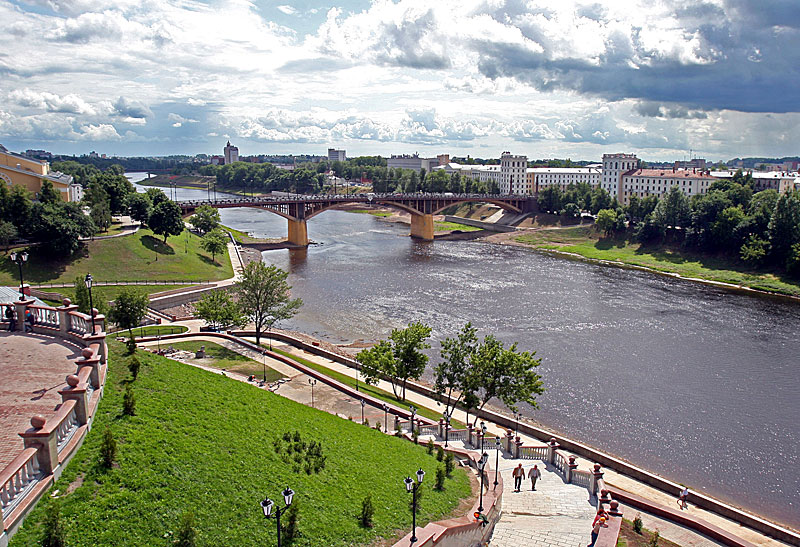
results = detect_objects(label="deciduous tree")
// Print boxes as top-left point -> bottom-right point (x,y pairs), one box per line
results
190,205 -> 221,235
201,228 -> 228,264
108,289 -> 149,340
148,200 -> 184,243
234,262 -> 302,346
194,290 -> 246,331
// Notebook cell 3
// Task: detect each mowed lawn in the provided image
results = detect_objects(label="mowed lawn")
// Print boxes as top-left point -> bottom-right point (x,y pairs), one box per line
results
9,341 -> 471,546
515,226 -> 800,296
0,228 -> 232,285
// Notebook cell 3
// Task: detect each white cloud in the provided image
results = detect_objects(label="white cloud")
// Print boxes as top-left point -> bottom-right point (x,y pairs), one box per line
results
277,5 -> 297,15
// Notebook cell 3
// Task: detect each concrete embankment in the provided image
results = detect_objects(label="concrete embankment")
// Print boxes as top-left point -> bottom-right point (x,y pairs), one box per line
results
443,215 -> 517,232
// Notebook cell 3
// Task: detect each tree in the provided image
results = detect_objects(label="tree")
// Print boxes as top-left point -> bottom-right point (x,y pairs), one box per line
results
356,321 -> 431,401
711,206 -> 746,253
201,229 -> 228,264
90,198 -> 112,233
0,220 -> 17,250
190,205 -> 221,235
595,209 -> 617,236
434,322 -> 478,417
768,191 -> 800,264
194,290 -> 246,331
740,235 -> 769,266
126,192 -> 152,224
100,427 -> 116,468
88,172 -> 133,214
590,188 -> 612,214
149,200 -> 184,243
146,187 -> 169,207
74,275 -> 90,313
653,186 -> 690,235
29,201 -> 95,256
469,335 -> 544,413
537,186 -> 562,213
108,289 -> 149,340
173,512 -> 197,547
38,180 -> 62,204
41,501 -> 67,547
235,262 -> 302,346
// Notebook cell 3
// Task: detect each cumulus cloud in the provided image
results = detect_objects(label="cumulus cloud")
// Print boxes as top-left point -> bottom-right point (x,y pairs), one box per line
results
112,96 -> 151,119
8,89 -> 95,115
277,5 -> 297,16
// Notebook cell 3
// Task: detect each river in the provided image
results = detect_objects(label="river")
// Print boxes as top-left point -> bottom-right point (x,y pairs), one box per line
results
127,174 -> 800,529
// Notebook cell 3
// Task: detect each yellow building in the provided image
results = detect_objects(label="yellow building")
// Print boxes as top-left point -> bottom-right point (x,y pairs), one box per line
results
0,145 -> 82,202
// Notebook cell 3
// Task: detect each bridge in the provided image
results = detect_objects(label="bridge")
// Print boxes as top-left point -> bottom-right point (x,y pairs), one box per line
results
178,193 -> 537,246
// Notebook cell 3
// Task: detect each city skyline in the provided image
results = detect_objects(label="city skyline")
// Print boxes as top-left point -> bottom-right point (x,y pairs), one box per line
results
1,0 -> 799,160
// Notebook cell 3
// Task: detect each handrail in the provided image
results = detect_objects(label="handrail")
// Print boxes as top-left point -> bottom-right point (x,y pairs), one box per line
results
0,448 -> 42,519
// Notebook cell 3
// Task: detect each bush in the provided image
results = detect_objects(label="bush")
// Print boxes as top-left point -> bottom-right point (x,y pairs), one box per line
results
363,418 -> 369,427
359,495 -> 374,528
99,427 -> 116,468
444,452 -> 455,477
633,514 -> 644,534
126,338 -> 137,355
649,530 -> 660,547
41,501 -> 66,547
435,467 -> 445,491
412,430 -> 419,444
173,512 -> 197,547
426,439 -> 435,455
786,242 -> 800,277
281,502 -> 299,542
123,384 -> 136,416
128,356 -> 140,379
436,446 -> 444,461
740,235 -> 769,266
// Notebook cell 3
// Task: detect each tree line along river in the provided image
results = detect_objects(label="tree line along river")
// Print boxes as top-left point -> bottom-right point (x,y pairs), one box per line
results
130,175 -> 800,530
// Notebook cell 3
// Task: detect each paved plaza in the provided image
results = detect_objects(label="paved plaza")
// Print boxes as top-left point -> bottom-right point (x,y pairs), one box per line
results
0,331 -> 82,469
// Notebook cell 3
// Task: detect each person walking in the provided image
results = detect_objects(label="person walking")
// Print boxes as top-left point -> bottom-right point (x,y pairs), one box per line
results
24,308 -> 34,333
512,463 -> 525,492
588,516 -> 607,547
677,487 -> 690,510
5,306 -> 16,332
528,464 -> 541,490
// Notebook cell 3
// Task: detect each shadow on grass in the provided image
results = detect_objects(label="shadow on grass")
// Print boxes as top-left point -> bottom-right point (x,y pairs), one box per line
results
0,246 -> 84,283
140,235 -> 175,256
197,254 -> 220,267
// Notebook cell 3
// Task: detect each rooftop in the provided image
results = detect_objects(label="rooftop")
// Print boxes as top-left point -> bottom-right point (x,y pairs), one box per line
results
625,168 -> 715,179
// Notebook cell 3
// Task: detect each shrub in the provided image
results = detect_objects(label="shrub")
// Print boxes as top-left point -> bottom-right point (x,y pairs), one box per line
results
363,418 -> 369,427
436,446 -> 444,461
99,427 -> 116,468
633,514 -> 643,534
122,384 -> 136,416
126,338 -> 137,355
412,430 -> 419,444
649,530 -> 660,547
282,502 -> 299,542
435,467 -> 445,491
426,439 -> 435,455
173,512 -> 196,547
359,495 -> 374,528
41,501 -> 66,547
444,452 -> 455,477
128,356 -> 140,379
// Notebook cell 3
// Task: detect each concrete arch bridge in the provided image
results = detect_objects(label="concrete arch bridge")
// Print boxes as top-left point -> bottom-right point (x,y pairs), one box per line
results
178,193 -> 537,246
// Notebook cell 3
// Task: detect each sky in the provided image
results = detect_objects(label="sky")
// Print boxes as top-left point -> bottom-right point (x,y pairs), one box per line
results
1,0 -> 799,162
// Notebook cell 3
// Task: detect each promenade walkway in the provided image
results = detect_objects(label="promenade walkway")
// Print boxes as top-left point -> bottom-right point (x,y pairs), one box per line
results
0,332 -> 82,469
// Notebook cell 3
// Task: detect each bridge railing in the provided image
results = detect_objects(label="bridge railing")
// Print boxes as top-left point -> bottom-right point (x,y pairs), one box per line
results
178,193 -> 533,207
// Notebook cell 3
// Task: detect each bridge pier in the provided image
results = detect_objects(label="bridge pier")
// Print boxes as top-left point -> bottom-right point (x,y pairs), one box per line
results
287,218 -> 309,246
410,214 -> 434,241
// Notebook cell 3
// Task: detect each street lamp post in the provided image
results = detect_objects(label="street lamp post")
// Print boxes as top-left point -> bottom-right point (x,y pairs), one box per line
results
360,398 -> 366,424
84,274 -> 96,333
443,411 -> 451,448
494,437 -> 501,487
383,403 -> 389,432
404,468 -> 425,544
477,452 -> 488,512
480,421 -> 487,454
10,251 -> 28,300
263,351 -> 268,382
260,487 -> 295,547
409,405 -> 417,436
308,378 -> 317,408
355,366 -> 359,392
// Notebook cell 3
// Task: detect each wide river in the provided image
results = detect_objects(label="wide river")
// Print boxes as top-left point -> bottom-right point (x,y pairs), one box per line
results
130,175 -> 800,528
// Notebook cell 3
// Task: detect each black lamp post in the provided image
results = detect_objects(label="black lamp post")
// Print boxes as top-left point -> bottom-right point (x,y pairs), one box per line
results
262,350 -> 268,382
383,403 -> 389,432
308,378 -> 317,408
409,405 -> 417,436
404,468 -> 425,544
260,487 -> 294,547
10,251 -> 28,300
84,273 -> 96,333
355,366 -> 359,392
477,452 -> 488,512
494,437 -> 501,487
443,411 -> 451,448
360,398 -> 366,424
480,421 -> 487,454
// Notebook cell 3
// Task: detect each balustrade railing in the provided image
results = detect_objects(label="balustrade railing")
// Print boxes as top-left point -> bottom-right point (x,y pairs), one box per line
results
418,424 -> 438,436
0,449 -> 43,519
571,469 -> 591,489
55,404 -> 79,453
68,312 -> 89,335
519,445 -> 548,459
553,452 -> 567,474
447,428 -> 468,441
29,305 -> 59,329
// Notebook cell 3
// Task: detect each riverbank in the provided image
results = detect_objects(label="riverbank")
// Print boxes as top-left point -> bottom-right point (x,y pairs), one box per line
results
494,226 -> 800,299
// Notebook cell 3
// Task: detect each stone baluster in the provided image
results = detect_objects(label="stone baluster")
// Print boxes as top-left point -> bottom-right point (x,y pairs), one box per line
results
505,434 -> 513,454
589,463 -> 604,497
567,455 -> 578,483
547,438 -> 559,464
57,299 -> 79,336
19,416 -> 58,475
58,375 -> 88,426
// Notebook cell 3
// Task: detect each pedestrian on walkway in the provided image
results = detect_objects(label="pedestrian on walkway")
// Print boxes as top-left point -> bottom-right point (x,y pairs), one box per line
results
5,306 -> 16,331
677,487 -> 690,510
24,308 -> 34,333
528,464 -> 541,490
512,463 -> 525,492
588,516 -> 607,546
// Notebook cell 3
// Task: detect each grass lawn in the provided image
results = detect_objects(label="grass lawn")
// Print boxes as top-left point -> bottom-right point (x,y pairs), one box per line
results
434,221 -> 482,232
349,209 -> 392,217
617,518 -> 681,547
36,285 -> 192,306
116,325 -> 189,337
9,340 -> 471,547
167,341 -> 284,382
515,227 -> 800,297
0,228 -> 232,285
269,347 -> 468,430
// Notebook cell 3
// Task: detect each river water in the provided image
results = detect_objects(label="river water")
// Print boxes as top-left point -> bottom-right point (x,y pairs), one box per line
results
128,174 -> 800,529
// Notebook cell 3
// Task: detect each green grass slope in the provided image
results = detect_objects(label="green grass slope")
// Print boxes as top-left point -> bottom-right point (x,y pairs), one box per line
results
9,341 -> 470,546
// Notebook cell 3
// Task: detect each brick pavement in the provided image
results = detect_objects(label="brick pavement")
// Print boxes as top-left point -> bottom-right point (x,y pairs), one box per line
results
0,331 -> 82,469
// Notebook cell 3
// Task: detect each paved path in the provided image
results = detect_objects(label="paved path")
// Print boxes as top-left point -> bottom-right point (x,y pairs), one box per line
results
0,332 -> 82,469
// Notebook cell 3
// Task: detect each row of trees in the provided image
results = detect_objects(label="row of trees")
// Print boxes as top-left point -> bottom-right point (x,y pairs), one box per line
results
537,183 -> 616,216
356,321 -> 544,419
587,171 -> 800,275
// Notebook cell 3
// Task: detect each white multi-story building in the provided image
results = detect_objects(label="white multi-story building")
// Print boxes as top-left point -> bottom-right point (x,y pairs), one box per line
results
710,171 -> 800,194
528,167 -> 601,194
500,152 -> 527,194
327,148 -> 346,162
387,153 -> 440,172
620,167 -> 715,203
223,141 -> 239,164
601,153 -> 638,197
